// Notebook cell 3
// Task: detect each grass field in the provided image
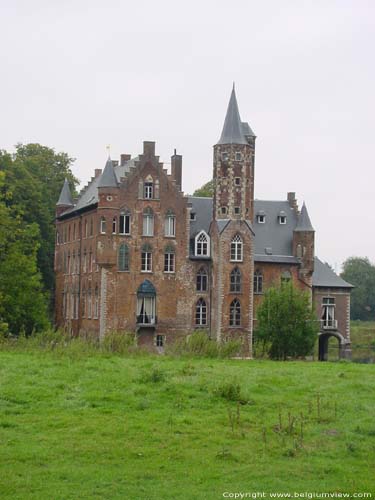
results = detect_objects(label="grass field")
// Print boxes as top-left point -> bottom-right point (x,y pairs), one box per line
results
0,340 -> 374,499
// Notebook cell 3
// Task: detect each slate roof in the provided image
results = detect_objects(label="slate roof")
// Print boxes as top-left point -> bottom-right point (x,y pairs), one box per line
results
56,178 -> 73,206
217,86 -> 249,145
312,258 -> 353,288
295,202 -> 314,231
98,158 -> 118,188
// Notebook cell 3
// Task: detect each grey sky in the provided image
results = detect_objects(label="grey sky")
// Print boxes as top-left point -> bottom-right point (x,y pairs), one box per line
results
1,0 -> 374,270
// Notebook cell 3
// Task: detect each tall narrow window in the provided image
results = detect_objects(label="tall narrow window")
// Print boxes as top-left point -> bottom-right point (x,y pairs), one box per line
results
229,299 -> 241,327
119,210 -> 131,235
144,176 -> 153,199
83,249 -> 87,273
230,234 -> 243,262
141,244 -> 152,272
137,280 -> 156,325
100,217 -> 106,234
94,286 -> 99,319
67,252 -> 71,274
196,267 -> 208,292
73,223 -> 76,241
253,270 -> 263,293
82,287 -> 86,318
118,244 -> 130,271
89,249 -> 92,272
112,217 -> 117,234
143,208 -> 154,236
87,287 -> 92,319
195,298 -> 207,326
90,218 -> 93,236
195,231 -> 210,257
230,267 -> 241,293
165,210 -> 176,237
84,220 -> 88,238
322,298 -> 336,329
164,245 -> 175,273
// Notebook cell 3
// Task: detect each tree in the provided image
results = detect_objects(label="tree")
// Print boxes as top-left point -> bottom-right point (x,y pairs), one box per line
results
0,145 -> 78,313
193,180 -> 213,197
255,283 -> 318,360
341,257 -> 375,320
0,171 -> 49,335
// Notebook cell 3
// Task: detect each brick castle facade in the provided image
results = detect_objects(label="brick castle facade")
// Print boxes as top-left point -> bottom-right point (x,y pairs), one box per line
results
55,87 -> 353,359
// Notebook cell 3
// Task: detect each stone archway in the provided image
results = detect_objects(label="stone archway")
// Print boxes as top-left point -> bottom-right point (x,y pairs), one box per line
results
318,332 -> 345,361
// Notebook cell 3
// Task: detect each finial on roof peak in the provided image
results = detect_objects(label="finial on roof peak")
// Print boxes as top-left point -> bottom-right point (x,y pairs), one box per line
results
295,202 -> 314,232
217,85 -> 248,145
98,156 -> 118,188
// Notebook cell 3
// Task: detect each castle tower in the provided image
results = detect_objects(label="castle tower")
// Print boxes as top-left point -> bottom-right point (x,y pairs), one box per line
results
210,87 -> 255,356
213,85 -> 256,222
293,202 -> 315,286
56,178 -> 74,216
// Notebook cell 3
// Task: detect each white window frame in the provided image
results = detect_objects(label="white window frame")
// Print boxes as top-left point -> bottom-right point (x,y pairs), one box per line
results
195,298 -> 207,326
100,217 -> 106,234
257,215 -> 265,224
165,214 -> 176,237
119,212 -> 131,235
279,216 -> 287,225
195,230 -> 210,257
144,181 -> 153,199
141,251 -> 152,272
230,234 -> 243,262
143,212 -> 154,236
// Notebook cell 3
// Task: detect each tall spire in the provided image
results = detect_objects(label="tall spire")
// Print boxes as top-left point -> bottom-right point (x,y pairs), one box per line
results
295,202 -> 314,231
98,157 -> 118,188
56,178 -> 73,206
217,86 -> 248,145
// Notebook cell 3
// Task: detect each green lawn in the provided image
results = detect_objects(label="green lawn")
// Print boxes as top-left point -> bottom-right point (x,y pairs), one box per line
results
0,346 -> 374,499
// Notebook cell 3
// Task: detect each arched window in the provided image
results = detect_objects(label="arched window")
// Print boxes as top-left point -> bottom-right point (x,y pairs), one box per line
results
195,298 -> 207,326
141,243 -> 152,272
144,175 -> 154,199
94,286 -> 99,319
100,216 -> 106,234
195,231 -> 210,257
230,267 -> 241,293
137,280 -> 156,325
112,216 -> 117,234
230,234 -> 243,262
119,209 -> 131,235
254,270 -> 263,294
296,244 -> 303,258
196,267 -> 208,292
143,207 -> 154,236
165,209 -> 176,237
118,244 -> 130,271
229,299 -> 241,327
164,244 -> 175,273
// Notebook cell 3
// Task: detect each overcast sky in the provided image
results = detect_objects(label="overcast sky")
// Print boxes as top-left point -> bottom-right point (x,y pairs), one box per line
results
1,0 -> 374,270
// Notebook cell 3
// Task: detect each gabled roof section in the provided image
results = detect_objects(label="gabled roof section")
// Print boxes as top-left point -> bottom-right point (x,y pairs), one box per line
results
313,258 -> 353,288
56,178 -> 73,206
295,202 -> 314,232
98,157 -> 118,188
217,86 -> 248,145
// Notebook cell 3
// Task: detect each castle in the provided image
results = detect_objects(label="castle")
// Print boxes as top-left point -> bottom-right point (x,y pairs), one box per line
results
54,87 -> 353,360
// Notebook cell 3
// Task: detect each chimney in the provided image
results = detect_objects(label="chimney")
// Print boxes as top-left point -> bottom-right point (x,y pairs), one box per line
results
95,169 -> 102,178
171,149 -> 182,190
120,154 -> 131,166
143,141 -> 155,157
287,192 -> 298,210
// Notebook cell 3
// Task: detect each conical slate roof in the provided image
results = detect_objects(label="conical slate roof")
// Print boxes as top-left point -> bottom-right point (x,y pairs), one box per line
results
98,157 -> 118,188
56,178 -> 73,206
217,86 -> 248,145
295,202 -> 314,231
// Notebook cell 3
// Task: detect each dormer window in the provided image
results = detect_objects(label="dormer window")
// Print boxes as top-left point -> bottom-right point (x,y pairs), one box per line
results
195,230 -> 210,257
257,214 -> 265,224
278,211 -> 287,224
190,212 -> 196,221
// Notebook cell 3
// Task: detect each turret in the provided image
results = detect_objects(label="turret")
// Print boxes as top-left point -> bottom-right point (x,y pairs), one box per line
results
293,202 -> 315,283
213,85 -> 256,221
56,178 -> 74,216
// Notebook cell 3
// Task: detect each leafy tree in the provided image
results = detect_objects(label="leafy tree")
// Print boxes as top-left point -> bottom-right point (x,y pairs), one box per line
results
0,172 -> 49,335
193,180 -> 213,197
255,283 -> 318,360
0,145 -> 78,313
341,257 -> 375,320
